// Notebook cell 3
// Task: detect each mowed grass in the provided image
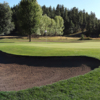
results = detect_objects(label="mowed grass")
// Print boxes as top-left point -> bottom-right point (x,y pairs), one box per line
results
0,39 -> 100,59
0,38 -> 100,100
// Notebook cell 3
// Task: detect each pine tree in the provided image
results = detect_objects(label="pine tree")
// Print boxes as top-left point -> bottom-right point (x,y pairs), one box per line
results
60,5 -> 64,18
49,6 -> 52,18
64,8 -> 68,21
46,8 -> 50,17
55,4 -> 61,16
51,7 -> 55,18
42,5 -> 46,15
11,5 -> 20,35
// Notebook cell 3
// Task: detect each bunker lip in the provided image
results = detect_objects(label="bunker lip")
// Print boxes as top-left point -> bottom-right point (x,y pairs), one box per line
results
0,51 -> 100,91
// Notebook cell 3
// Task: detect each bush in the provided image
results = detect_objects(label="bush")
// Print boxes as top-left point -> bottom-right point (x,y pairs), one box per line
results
80,34 -> 84,40
80,34 -> 92,40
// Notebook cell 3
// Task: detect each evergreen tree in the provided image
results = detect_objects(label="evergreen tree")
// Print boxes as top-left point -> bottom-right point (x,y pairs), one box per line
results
86,15 -> 93,36
51,7 -> 55,18
64,8 -> 68,21
11,5 -> 20,35
46,8 -> 50,17
60,5 -> 64,18
42,5 -> 46,15
55,4 -> 61,16
78,11 -> 84,32
83,9 -> 86,25
73,7 -> 79,25
49,6 -> 52,18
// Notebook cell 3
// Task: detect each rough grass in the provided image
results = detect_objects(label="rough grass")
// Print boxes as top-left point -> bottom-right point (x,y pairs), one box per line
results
0,38 -> 100,100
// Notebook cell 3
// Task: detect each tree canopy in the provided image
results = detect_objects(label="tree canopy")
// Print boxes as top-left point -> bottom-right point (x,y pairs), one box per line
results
41,4 -> 100,37
16,0 -> 42,42
0,2 -> 14,35
4,2 -> 100,38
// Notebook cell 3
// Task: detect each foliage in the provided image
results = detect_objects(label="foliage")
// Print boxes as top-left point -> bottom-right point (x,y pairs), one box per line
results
41,5 -> 100,36
16,0 -> 42,41
80,34 -> 84,40
37,15 -> 64,36
10,3 -> 100,37
54,16 -> 64,35
0,2 -> 14,35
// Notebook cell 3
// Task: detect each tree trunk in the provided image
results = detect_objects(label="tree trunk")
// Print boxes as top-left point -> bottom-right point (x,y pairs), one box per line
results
29,34 -> 31,42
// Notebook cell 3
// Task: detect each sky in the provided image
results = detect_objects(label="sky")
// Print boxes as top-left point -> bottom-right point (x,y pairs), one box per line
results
0,0 -> 100,19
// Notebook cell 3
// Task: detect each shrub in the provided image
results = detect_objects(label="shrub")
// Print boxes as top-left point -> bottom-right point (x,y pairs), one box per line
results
80,34 -> 84,40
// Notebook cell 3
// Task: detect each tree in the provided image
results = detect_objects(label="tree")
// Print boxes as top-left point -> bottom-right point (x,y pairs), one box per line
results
55,4 -> 61,16
83,9 -> 86,25
37,15 -> 64,36
38,4 -> 100,37
60,5 -> 64,18
37,14 -> 51,36
42,14 -> 51,35
49,6 -> 52,18
0,2 -> 14,35
86,16 -> 93,36
49,19 -> 56,35
67,20 -> 75,34
51,7 -> 55,18
17,0 -> 42,42
36,16 -> 45,36
64,8 -> 68,21
46,8 -> 50,17
42,5 -> 46,15
11,5 -> 20,35
54,16 -> 64,35
78,11 -> 84,32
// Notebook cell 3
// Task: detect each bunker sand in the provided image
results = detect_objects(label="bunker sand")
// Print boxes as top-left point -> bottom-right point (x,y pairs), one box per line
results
0,51 -> 100,91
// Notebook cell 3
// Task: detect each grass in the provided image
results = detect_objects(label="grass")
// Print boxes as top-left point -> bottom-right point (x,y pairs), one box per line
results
0,38 -> 100,100
0,39 -> 100,59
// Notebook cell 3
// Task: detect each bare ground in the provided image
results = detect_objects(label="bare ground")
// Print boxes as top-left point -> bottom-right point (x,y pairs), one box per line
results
0,51 -> 100,91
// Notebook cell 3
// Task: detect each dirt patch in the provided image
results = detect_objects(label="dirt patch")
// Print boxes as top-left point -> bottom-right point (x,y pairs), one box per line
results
0,51 -> 100,91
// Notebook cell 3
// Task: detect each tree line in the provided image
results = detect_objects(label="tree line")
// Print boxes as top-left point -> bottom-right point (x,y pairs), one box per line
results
42,4 -> 100,37
11,3 -> 64,37
0,0 -> 100,42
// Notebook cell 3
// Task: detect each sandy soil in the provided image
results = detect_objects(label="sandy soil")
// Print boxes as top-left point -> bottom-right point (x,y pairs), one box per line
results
0,51 -> 100,91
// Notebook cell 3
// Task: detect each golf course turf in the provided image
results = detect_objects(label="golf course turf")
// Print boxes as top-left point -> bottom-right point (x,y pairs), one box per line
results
0,38 -> 100,100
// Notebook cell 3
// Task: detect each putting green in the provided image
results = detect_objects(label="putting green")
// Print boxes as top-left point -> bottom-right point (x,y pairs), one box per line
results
0,41 -> 100,59
17,42 -> 100,48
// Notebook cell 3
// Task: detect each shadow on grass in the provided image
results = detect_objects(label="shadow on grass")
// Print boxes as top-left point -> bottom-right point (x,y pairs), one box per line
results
0,42 -> 14,43
0,38 -> 3,39
0,51 -> 100,70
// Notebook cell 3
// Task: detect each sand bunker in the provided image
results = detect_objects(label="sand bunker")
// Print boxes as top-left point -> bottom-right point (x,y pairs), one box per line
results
0,51 -> 100,91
